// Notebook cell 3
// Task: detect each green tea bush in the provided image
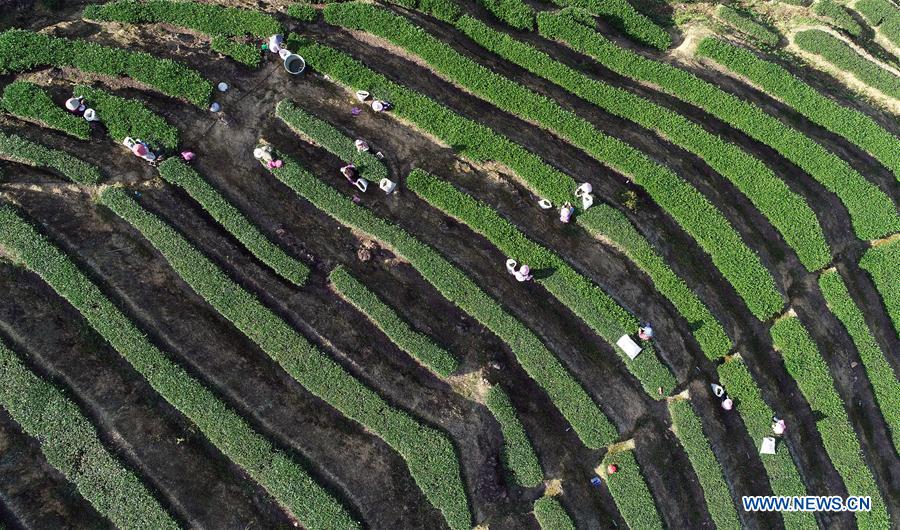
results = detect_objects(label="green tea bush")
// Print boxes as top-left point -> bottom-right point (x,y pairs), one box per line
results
813,0 -> 863,36
580,205 -> 731,359
717,5 -> 779,45
856,0 -> 900,47
286,3 -> 318,22
858,240 -> 899,333
538,11 -> 900,241
1,81 -> 90,139
275,100 -> 388,182
548,0 -> 670,50
697,38 -> 900,182
533,496 -> 574,529
83,0 -> 281,36
600,449 -> 663,529
263,150 -> 617,448
478,0 -> 534,30
769,316 -> 888,527
0,130 -> 101,185
0,29 -> 212,106
416,0 -> 463,23
794,29 -> 900,98
328,265 -> 458,377
74,84 -> 179,149
0,338 -> 177,530
484,387 -> 543,487
158,158 -> 309,286
98,187 -> 471,530
456,16 -> 829,271
819,270 -> 899,449
0,205 -> 358,530
406,169 -> 676,395
717,356 -> 815,530
321,4 -> 784,319
209,36 -> 261,67
668,399 -> 740,529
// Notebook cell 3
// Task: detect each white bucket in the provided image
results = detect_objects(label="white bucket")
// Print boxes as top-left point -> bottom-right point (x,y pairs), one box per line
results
537,198 -> 553,209
379,178 -> 396,194
581,193 -> 594,210
284,54 -> 306,74
354,178 -> 368,192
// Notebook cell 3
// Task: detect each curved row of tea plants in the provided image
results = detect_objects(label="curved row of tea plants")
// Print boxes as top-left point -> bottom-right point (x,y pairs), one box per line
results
83,0 -> 280,66
478,0 -> 534,30
1,82 -> 90,140
858,239 -> 899,334
579,204 -> 731,359
263,150 -> 617,448
74,85 -> 179,149
532,495 -> 575,529
547,0 -> 670,50
406,169 -> 676,395
329,266 -> 543,487
769,316 -> 888,528
0,336 -> 177,530
98,187 -> 472,530
0,131 -> 102,185
717,355 -> 815,530
716,6 -> 779,46
322,3 -> 784,320
794,29 -> 900,99
819,269 -> 899,450
0,29 -> 212,106
855,0 -> 900,47
0,205 -> 358,530
668,398 -> 740,529
158,158 -> 309,286
455,15 -> 829,271
275,100 -> 388,183
600,448 -> 663,529
696,38 -> 900,181
285,39 -> 732,355
328,265 -> 458,377
813,0 -> 863,36
537,10 -> 900,241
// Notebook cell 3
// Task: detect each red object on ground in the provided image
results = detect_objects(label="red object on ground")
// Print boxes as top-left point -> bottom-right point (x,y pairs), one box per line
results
181,151 -> 196,161
607,464 -> 618,475
132,143 -> 148,156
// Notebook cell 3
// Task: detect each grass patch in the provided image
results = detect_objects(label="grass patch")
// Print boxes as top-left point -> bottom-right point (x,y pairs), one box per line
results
0,205 -> 358,530
858,239 -> 899,334
98,187 -> 471,530
1,81 -> 90,139
0,337 -> 177,530
0,130 -> 101,185
538,10 -> 899,241
74,84 -> 179,149
157,158 -> 309,286
794,29 -> 900,99
769,316 -> 888,527
406,169 -> 676,395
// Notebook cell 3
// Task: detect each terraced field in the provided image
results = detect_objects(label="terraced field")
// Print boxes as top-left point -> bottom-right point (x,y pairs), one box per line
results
0,0 -> 896,528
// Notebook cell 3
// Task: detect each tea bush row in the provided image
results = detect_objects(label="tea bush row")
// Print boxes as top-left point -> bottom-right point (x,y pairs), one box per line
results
668,399 -> 740,529
322,3 -> 784,319
697,38 -> 900,181
717,355 -> 815,530
0,205 -> 358,530
794,29 -> 900,99
0,337 -> 177,530
538,10 -> 900,241
855,0 -> 900,47
82,0 -> 281,37
858,239 -> 899,333
484,386 -> 543,487
0,29 -> 212,106
158,158 -> 309,286
0,130 -> 101,185
75,84 -> 179,149
532,496 -> 574,529
208,36 -> 262,67
275,100 -> 388,183
478,0 -> 534,30
813,0 -> 863,36
547,0 -> 670,50
286,3 -> 318,22
717,6 -> 779,46
819,269 -> 899,450
328,265 -> 458,377
263,149 -> 617,448
600,449 -> 663,529
98,187 -> 471,530
769,316 -> 888,528
406,169 -> 676,395
456,15 -> 829,271
1,81 -> 90,139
